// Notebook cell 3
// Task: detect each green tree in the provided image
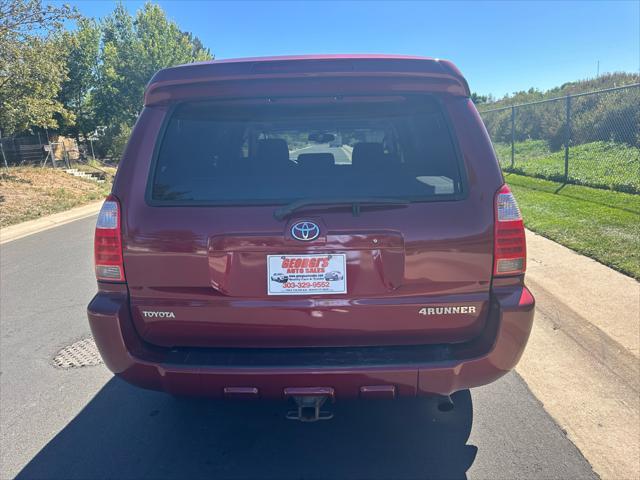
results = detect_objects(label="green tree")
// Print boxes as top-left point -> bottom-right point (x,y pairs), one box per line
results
93,2 -> 212,151
471,92 -> 488,105
93,3 -> 138,128
0,0 -> 78,135
59,17 -> 101,141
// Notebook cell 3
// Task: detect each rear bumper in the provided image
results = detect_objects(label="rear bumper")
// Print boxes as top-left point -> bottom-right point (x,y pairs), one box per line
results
87,284 -> 534,399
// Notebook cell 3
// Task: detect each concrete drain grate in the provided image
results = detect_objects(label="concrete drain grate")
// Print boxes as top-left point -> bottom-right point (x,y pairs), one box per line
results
53,337 -> 103,368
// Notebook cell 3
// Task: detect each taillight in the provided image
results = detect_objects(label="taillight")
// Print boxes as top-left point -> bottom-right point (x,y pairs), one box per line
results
494,184 -> 526,276
94,194 -> 125,282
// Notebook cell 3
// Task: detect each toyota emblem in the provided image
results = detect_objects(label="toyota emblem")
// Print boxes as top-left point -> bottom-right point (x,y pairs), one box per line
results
291,221 -> 320,241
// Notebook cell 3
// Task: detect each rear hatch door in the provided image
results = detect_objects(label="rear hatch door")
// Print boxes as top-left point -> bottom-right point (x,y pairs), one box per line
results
120,63 -> 494,348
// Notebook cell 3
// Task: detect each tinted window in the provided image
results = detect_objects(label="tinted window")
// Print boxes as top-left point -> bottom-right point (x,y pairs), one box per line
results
151,96 -> 463,203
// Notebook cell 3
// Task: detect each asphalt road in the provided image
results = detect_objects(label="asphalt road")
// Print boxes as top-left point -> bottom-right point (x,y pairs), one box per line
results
0,216 -> 597,479
291,144 -> 352,164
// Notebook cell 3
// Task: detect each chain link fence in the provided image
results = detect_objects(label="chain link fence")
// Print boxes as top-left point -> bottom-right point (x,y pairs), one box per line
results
0,132 -> 116,185
0,132 -> 106,167
0,133 -> 75,168
479,83 -> 640,194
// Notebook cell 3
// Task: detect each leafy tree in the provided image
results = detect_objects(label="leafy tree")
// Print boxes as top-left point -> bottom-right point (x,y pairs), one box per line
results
93,122 -> 132,159
1,1 -> 213,157
93,3 -> 138,128
471,92 -> 488,105
0,0 -> 78,135
93,2 -> 212,150
0,0 -> 75,38
59,17 -> 101,140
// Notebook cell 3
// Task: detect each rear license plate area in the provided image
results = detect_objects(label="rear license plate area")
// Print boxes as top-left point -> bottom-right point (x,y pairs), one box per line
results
267,254 -> 346,295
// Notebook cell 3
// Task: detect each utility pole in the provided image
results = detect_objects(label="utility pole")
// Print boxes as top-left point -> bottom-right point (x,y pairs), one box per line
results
0,128 -> 8,168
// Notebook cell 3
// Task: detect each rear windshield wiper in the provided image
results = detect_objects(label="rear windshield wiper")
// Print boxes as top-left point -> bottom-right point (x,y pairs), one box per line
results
274,197 -> 411,220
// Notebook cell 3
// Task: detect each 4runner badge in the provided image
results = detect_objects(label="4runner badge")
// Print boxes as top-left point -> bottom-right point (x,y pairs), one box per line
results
419,306 -> 477,315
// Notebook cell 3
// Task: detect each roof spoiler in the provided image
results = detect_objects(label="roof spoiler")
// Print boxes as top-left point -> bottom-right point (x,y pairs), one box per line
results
144,55 -> 471,106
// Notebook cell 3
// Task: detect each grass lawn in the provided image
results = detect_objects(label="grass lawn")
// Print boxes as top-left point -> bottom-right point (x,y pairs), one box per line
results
494,140 -> 640,194
506,173 -> 640,280
0,167 -> 112,228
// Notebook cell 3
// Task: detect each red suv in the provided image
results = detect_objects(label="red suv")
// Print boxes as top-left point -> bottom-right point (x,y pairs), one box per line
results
88,55 -> 534,421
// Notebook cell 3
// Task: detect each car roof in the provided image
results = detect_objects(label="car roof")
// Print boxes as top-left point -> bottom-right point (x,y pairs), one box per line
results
144,54 -> 470,105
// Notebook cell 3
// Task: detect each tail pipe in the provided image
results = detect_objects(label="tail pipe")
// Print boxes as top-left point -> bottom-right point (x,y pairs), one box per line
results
437,394 -> 455,412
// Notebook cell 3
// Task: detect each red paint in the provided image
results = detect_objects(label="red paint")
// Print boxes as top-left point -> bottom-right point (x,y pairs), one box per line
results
87,282 -> 534,398
88,55 -> 534,402
144,55 -> 470,105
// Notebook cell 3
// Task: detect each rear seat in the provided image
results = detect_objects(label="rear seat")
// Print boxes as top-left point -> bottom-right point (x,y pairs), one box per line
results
296,153 -> 335,171
350,142 -> 435,195
251,139 -> 295,173
351,142 -> 396,170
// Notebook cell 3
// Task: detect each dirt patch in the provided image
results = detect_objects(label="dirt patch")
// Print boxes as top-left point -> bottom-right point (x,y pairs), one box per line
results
0,167 -> 112,228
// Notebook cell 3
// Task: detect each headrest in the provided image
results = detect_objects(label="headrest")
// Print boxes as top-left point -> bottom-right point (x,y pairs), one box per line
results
351,142 -> 385,167
256,139 -> 290,163
297,153 -> 335,169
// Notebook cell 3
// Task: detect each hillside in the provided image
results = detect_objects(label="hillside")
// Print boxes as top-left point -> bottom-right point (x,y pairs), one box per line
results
477,72 -> 639,110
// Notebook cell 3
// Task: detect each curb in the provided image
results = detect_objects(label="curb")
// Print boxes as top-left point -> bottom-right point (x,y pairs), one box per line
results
0,201 -> 103,245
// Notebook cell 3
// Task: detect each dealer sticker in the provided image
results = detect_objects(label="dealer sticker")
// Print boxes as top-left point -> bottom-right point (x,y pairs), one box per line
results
267,254 -> 347,295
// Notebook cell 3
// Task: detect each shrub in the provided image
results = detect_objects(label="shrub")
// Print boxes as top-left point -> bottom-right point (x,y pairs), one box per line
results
93,122 -> 132,161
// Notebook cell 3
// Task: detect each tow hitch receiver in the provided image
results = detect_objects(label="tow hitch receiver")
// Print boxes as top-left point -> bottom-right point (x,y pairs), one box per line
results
286,395 -> 333,422
284,387 -> 334,422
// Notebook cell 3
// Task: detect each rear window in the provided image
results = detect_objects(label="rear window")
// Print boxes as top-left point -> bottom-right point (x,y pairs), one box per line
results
150,96 -> 464,204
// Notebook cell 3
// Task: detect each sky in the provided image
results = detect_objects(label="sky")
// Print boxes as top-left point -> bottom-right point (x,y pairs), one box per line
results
61,0 -> 639,98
